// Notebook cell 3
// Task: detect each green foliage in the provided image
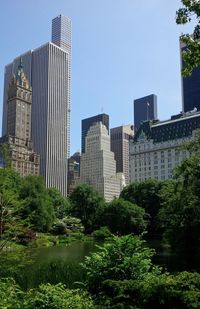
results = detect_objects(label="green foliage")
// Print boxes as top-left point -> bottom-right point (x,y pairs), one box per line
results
0,278 -> 23,308
81,235 -> 159,295
92,226 -> 112,241
0,143 -> 12,168
102,198 -> 146,235
158,153 -> 200,270
0,168 -> 22,245
101,271 -> 200,308
23,283 -> 95,308
180,130 -> 200,155
0,279 -> 95,309
18,176 -> 55,232
120,180 -> 164,238
48,187 -> 71,219
70,184 -> 105,233
81,234 -> 200,308
176,0 -> 200,76
52,216 -> 84,235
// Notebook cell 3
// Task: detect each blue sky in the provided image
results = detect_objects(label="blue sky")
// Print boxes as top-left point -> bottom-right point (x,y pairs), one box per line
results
0,0 -> 194,155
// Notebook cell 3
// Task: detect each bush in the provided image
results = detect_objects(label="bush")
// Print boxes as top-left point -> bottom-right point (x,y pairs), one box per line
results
17,228 -> 37,245
23,283 -> 95,309
0,279 -> 95,308
92,227 -> 112,241
51,221 -> 66,235
0,278 -> 24,308
81,234 -> 159,296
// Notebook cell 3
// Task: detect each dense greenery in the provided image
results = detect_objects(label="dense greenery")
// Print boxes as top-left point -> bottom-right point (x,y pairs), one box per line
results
176,0 -> 200,76
120,180 -> 164,238
69,184 -> 105,233
0,170 -> 75,249
158,134 -> 200,270
0,279 -> 95,308
102,198 -> 146,235
81,235 -> 200,308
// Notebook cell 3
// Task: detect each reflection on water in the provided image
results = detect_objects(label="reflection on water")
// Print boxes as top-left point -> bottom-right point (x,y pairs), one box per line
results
0,239 -> 198,290
0,241 -> 98,290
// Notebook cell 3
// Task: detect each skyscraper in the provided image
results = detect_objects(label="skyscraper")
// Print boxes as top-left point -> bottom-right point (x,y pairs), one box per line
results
81,113 -> 109,153
52,15 -> 71,157
134,94 -> 157,131
111,125 -> 134,185
80,122 -> 124,201
180,41 -> 200,113
2,16 -> 71,195
67,152 -> 81,195
0,60 -> 39,176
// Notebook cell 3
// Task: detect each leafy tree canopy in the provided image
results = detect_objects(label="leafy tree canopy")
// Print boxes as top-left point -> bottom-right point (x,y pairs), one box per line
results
70,184 -> 105,233
120,180 -> 164,237
102,198 -> 146,235
47,187 -> 70,219
176,0 -> 200,76
18,176 -> 55,232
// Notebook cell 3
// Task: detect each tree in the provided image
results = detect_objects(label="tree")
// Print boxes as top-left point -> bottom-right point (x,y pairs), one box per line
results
70,184 -> 105,233
176,0 -> 200,76
0,143 -> 11,168
102,198 -> 146,235
81,235 -> 200,308
47,187 -> 70,219
158,154 -> 200,270
18,176 -> 55,232
0,168 -> 22,249
120,180 -> 164,238
81,235 -> 160,303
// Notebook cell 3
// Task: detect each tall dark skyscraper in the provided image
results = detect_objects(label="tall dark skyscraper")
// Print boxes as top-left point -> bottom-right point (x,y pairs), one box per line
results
181,41 -> 200,113
81,113 -> 109,153
134,94 -> 157,130
110,125 -> 134,185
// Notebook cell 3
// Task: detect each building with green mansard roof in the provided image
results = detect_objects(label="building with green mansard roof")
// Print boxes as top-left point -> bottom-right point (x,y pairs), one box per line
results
129,111 -> 200,183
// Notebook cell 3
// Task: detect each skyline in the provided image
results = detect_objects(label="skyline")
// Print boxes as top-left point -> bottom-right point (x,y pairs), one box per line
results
0,0 -> 195,155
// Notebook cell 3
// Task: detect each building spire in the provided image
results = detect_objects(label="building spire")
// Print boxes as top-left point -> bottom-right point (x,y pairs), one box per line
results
16,57 -> 24,83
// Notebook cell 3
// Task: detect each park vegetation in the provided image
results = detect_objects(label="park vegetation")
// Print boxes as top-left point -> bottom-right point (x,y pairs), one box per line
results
1,130 -> 200,307
1,2 -> 200,306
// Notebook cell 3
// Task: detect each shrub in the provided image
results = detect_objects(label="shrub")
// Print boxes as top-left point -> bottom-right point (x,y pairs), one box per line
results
92,226 -> 112,241
23,283 -> 95,308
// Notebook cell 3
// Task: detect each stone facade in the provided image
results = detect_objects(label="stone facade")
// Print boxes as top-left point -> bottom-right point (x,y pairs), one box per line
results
80,122 -> 125,201
129,111 -> 200,183
0,60 -> 39,176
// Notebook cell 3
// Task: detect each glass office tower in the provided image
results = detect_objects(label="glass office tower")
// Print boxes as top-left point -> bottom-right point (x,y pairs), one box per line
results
134,94 -> 157,131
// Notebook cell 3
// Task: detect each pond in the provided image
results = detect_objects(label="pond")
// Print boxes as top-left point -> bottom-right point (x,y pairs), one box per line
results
0,238 -> 193,290
0,241 -> 98,290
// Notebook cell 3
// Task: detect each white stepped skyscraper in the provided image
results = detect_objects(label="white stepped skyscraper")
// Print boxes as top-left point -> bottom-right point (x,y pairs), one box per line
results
2,16 -> 71,196
80,122 -> 125,201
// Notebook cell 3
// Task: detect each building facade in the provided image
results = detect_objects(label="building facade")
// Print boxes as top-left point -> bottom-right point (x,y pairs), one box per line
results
0,61 -> 39,176
2,16 -> 71,195
81,113 -> 109,153
129,111 -> 200,183
52,15 -> 71,157
180,41 -> 200,113
67,151 -> 81,195
111,124 -> 134,185
134,94 -> 157,131
80,122 -> 124,201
